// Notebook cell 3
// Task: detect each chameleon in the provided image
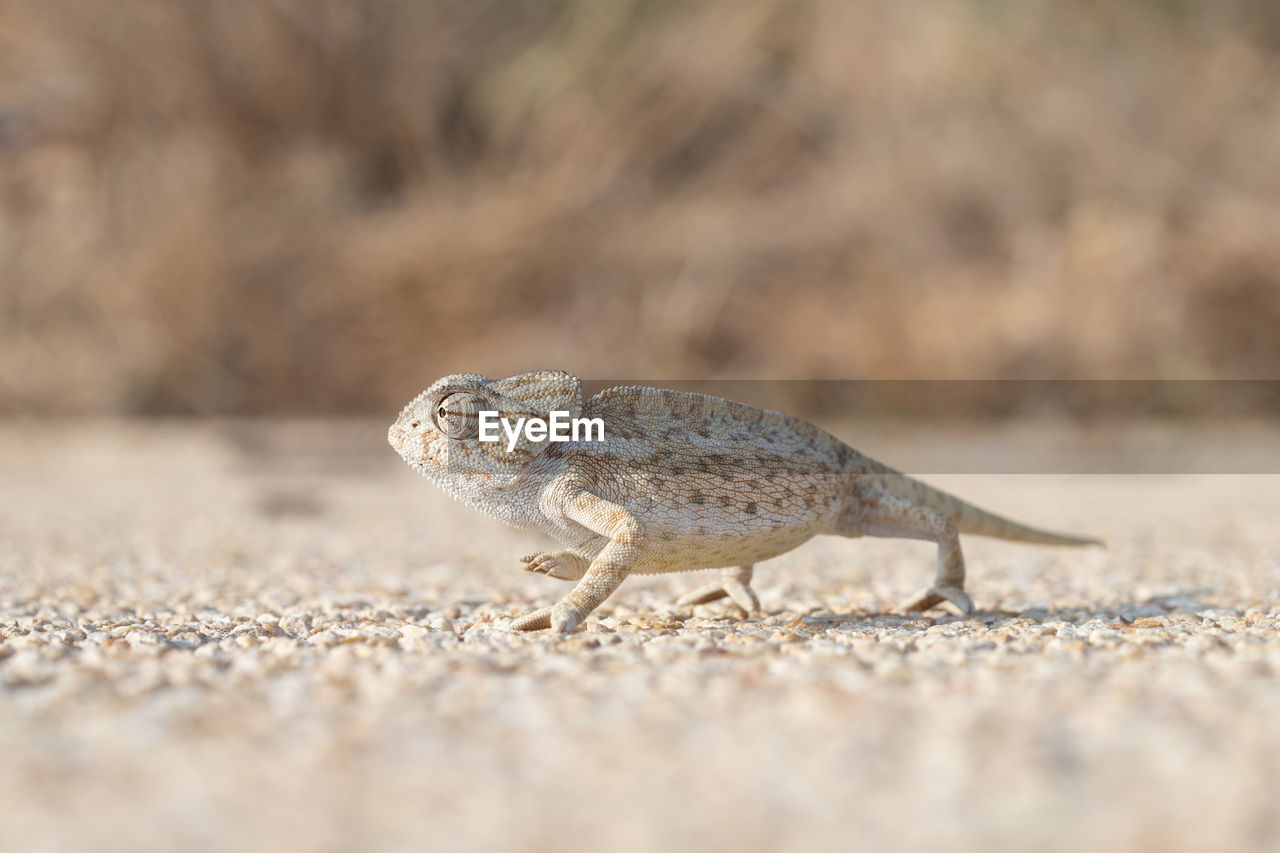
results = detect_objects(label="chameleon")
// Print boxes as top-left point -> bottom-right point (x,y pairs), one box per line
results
388,370 -> 1100,633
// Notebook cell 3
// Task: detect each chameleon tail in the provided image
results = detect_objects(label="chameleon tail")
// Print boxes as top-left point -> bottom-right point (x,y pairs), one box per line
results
855,461 -> 1102,547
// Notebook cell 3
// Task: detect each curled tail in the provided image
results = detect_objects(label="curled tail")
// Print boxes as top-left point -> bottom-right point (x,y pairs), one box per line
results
852,458 -> 1102,547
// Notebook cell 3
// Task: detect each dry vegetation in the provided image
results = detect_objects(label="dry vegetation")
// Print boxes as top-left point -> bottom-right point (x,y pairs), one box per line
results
2,0 -> 1279,413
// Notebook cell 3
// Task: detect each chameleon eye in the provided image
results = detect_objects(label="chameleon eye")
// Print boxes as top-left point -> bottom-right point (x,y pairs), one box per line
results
433,392 -> 482,440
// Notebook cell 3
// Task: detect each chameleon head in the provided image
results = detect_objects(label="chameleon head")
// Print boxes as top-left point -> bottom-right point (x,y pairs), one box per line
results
388,370 -> 583,493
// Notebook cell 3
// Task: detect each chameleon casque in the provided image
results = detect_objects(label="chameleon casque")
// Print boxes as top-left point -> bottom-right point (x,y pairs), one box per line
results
388,371 -> 1099,633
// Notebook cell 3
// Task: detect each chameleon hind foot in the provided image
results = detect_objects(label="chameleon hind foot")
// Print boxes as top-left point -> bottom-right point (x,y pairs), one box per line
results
676,565 -> 760,614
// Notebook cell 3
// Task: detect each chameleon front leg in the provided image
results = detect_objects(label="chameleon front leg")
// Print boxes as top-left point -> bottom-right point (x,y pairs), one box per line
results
675,565 -> 760,613
511,492 -> 645,633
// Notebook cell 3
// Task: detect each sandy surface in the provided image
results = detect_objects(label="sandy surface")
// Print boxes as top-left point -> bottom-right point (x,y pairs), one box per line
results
1,420 -> 1278,853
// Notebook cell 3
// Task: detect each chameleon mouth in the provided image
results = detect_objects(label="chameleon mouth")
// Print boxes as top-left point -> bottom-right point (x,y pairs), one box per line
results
387,424 -> 406,455
387,424 -> 424,466
386,425 -> 444,474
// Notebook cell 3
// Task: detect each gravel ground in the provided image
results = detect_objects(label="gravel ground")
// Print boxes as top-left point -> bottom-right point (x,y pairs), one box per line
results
1,420 -> 1278,853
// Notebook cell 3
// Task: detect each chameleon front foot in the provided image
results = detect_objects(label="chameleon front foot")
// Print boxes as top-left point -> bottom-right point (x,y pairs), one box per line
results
508,605 -> 584,633
897,585 -> 974,615
676,565 -> 760,614
519,550 -> 589,580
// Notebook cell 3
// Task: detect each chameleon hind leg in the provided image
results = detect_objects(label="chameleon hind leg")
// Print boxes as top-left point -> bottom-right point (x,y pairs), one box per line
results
836,487 -> 974,615
675,565 -> 760,614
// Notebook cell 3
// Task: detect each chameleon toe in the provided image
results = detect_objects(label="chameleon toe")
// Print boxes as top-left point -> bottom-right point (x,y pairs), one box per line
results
898,585 -> 974,615
509,607 -> 553,631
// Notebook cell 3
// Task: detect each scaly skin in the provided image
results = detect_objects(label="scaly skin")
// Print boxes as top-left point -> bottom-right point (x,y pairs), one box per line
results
388,371 -> 1100,633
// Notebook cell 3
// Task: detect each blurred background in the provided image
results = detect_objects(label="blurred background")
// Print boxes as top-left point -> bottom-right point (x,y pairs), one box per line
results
2,0 -> 1279,415
3,8 -> 1280,852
